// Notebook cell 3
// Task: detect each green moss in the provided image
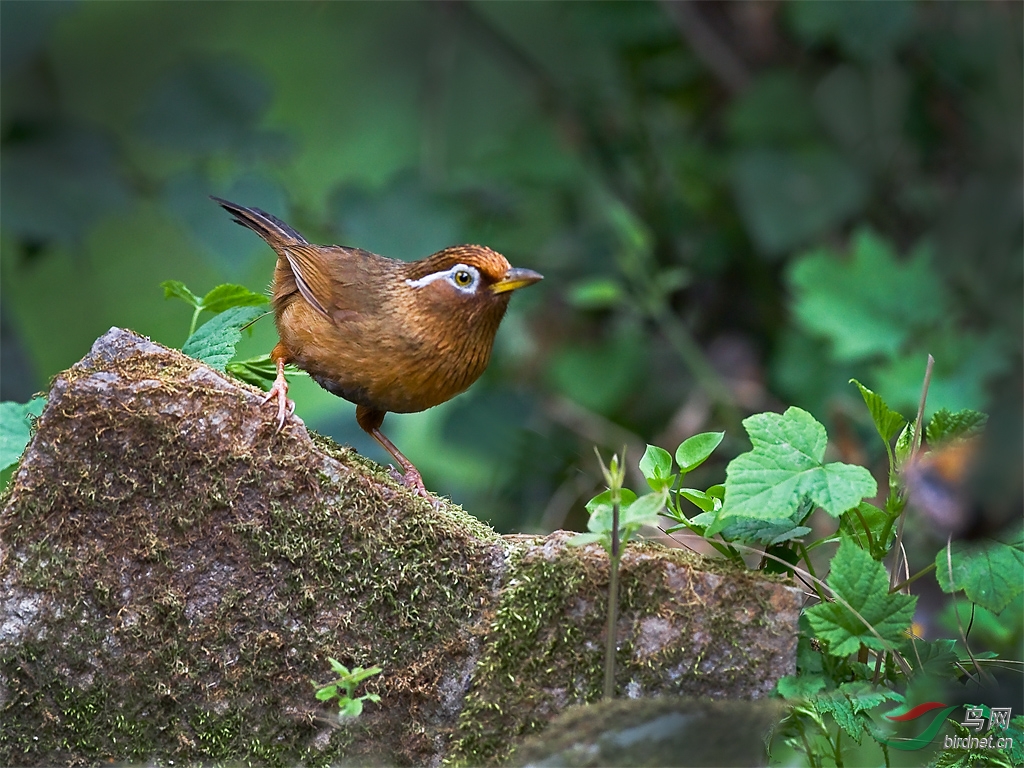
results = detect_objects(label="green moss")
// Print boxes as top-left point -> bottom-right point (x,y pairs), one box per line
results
0,341 -> 505,767
448,539 -> 790,766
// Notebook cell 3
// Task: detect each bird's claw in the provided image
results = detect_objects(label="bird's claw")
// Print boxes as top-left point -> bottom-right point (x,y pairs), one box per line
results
261,383 -> 294,432
388,465 -> 433,501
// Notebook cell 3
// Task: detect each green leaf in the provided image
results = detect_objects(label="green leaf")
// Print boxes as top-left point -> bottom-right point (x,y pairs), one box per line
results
315,685 -> 337,701
226,355 -> 277,390
787,0 -> 914,62
346,666 -> 382,685
364,693 -> 381,704
200,283 -> 269,314
182,305 -> 266,371
813,689 -> 865,743
567,532 -> 606,548
805,538 -> 917,656
789,230 -> 944,361
639,444 -> 673,490
935,527 -> 1024,614
585,488 -> 637,534
776,673 -> 828,700
901,637 -> 959,679
328,658 -> 348,676
639,444 -> 673,479
850,379 -> 906,444
567,277 -> 624,310
926,408 -> 988,445
620,491 -> 667,529
0,397 -> 46,471
718,517 -> 812,546
732,148 -> 868,257
161,279 -> 201,308
339,698 -> 363,718
675,431 -> 724,474
712,497 -> 814,545
894,422 -> 914,467
677,488 -> 720,513
718,407 -> 876,523
840,502 -> 895,551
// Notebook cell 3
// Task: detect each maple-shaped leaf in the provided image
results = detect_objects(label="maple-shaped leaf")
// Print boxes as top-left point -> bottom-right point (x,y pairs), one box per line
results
806,538 -> 916,657
716,406 -> 876,525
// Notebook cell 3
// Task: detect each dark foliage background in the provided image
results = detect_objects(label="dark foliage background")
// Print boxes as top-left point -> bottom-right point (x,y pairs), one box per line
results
2,0 -> 1020,539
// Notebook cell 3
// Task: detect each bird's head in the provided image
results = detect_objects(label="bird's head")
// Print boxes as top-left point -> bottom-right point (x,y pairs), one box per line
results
402,245 -> 543,319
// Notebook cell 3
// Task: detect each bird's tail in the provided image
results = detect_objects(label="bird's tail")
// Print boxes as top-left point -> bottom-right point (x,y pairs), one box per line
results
211,196 -> 308,246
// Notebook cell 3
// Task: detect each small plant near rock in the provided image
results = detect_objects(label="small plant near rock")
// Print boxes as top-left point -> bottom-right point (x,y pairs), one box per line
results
314,658 -> 382,720
571,434 -> 724,699
571,360 -> 1022,766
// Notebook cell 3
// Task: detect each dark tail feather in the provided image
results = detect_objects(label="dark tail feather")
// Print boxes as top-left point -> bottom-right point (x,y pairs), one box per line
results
210,196 -> 308,245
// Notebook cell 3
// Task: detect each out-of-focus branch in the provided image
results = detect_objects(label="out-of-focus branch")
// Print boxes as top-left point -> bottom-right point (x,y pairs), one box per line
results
660,1 -> 751,95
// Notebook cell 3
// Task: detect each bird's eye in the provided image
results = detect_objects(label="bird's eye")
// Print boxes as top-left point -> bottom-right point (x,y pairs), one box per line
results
454,269 -> 473,287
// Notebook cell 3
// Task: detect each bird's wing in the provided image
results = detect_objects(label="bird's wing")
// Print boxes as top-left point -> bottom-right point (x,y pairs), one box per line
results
283,244 -> 397,325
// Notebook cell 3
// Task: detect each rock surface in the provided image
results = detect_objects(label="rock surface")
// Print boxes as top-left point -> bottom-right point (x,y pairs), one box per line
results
0,328 -> 801,766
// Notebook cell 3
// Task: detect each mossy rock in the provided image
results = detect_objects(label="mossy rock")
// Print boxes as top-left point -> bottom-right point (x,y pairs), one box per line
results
0,328 -> 801,766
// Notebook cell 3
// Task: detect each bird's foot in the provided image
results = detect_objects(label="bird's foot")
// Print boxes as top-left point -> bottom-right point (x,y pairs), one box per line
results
387,465 -> 432,501
260,377 -> 295,432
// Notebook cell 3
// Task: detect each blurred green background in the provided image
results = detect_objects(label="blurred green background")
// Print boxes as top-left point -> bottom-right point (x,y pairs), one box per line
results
2,0 -> 1021,534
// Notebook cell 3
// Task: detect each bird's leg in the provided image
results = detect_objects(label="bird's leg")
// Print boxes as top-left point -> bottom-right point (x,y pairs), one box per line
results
356,405 -> 430,499
261,344 -> 295,432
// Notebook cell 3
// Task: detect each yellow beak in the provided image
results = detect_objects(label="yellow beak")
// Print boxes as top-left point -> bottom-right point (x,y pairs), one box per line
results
491,267 -> 544,294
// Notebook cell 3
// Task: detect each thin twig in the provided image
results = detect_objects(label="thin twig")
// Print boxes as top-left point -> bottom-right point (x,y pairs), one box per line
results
889,355 -> 934,592
946,536 -> 992,684
659,0 -> 751,94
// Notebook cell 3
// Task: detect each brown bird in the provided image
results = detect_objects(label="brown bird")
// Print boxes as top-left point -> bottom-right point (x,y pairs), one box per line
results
212,197 -> 542,497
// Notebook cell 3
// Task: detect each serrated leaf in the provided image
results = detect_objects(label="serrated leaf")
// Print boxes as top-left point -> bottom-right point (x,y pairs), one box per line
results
836,680 -> 903,712
161,279 -> 201,308
901,637 -> 959,679
840,502 -> 894,551
639,444 -> 673,484
894,422 -> 913,467
718,517 -> 812,546
814,689 -> 864,742
200,283 -> 269,314
719,407 -> 876,523
935,527 -> 1024,614
0,397 -> 46,471
805,538 -> 917,656
789,229 -> 944,361
851,379 -> 906,444
776,673 -> 828,700
675,431 -> 725,474
328,658 -> 348,675
182,305 -> 265,370
926,408 -> 988,445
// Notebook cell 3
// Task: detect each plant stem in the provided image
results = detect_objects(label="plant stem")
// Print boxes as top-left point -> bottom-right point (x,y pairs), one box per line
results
189,306 -> 202,338
604,497 -> 621,700
890,562 -> 935,593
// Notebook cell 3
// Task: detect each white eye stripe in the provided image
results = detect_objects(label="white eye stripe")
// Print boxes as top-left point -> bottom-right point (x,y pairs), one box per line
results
405,264 -> 480,293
